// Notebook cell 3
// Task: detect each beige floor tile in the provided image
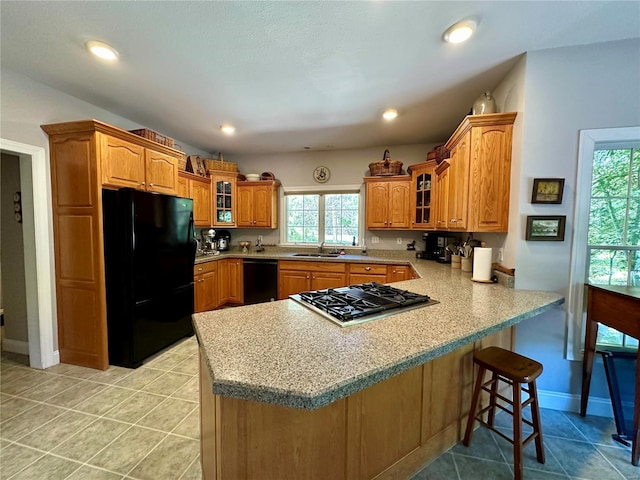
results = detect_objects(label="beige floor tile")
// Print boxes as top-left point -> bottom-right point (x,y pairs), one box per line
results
0,352 -> 29,367
9,453 -> 81,480
0,403 -> 66,441
88,366 -> 135,385
0,442 -> 44,479
45,362 -> 101,379
0,365 -> 31,384
143,352 -> 187,371
142,371 -> 192,396
171,376 -> 199,402
171,406 -> 200,440
88,426 -> 166,475
171,355 -> 199,376
137,397 -> 197,433
170,338 -> 198,356
0,396 -> 39,423
19,374 -> 80,402
103,391 -> 165,424
18,410 -> 95,451
128,433 -> 199,480
180,456 -> 202,480
115,367 -> 164,390
46,380 -> 107,408
0,370 -> 50,395
51,418 -> 129,462
74,385 -> 135,416
65,464 -> 124,480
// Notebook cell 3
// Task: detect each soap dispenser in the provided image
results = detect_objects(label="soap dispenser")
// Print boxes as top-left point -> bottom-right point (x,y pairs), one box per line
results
362,239 -> 367,255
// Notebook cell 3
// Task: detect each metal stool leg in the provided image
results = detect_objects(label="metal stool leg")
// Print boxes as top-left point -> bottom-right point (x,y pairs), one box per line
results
463,366 -> 486,446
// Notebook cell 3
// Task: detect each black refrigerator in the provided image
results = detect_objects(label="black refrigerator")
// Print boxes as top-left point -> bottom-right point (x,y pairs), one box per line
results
102,188 -> 197,368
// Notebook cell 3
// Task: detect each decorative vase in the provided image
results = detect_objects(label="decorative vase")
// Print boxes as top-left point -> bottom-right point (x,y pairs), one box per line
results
472,91 -> 496,115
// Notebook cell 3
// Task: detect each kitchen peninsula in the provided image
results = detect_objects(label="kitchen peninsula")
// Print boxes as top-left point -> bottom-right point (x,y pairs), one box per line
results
193,257 -> 564,480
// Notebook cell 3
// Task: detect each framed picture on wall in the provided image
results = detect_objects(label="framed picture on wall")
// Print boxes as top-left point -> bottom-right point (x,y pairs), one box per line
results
525,215 -> 566,241
531,178 -> 565,204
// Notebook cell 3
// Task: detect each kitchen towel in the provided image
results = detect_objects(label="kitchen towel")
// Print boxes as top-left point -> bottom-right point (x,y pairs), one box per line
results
472,247 -> 492,282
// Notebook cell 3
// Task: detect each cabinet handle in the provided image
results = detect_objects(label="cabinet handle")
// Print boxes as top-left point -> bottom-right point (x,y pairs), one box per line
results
365,267 -> 371,271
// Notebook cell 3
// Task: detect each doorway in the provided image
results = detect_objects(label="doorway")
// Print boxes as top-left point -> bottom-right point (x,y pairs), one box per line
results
0,138 -> 57,369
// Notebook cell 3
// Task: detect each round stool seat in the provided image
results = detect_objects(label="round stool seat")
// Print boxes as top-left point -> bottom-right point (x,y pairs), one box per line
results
474,346 -> 543,383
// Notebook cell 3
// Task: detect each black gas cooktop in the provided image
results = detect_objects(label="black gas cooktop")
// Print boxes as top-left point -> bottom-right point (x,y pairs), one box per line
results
290,282 -> 438,327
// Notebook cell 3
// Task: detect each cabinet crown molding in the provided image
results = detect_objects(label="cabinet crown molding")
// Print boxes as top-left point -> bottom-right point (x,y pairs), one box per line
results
445,112 -> 517,149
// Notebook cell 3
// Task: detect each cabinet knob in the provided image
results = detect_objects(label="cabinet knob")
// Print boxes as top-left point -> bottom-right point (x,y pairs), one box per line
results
149,183 -> 154,187
365,267 -> 371,271
141,182 -> 146,186
306,275 -> 310,279
197,267 -> 203,271
393,270 -> 397,274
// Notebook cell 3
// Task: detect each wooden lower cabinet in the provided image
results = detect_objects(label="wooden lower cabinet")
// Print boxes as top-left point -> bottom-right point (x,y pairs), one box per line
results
387,265 -> 415,282
194,262 -> 218,313
218,258 -> 243,305
348,263 -> 388,284
278,261 -> 347,299
199,327 -> 514,480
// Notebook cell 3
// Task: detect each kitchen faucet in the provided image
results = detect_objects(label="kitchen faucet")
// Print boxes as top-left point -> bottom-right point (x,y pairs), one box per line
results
255,236 -> 265,253
318,241 -> 325,253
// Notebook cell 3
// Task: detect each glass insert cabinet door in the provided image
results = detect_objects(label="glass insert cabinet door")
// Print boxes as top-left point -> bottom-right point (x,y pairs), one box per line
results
414,171 -> 434,228
214,176 -> 235,225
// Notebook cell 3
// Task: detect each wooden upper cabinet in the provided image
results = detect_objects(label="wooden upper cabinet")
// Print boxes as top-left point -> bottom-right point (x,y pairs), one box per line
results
446,131 -> 471,231
190,176 -> 213,227
144,150 -> 178,194
408,160 -> 437,230
176,174 -> 189,198
444,113 -> 517,233
211,172 -> 237,227
101,135 -> 145,189
364,176 -> 411,229
435,162 -> 450,230
236,181 -> 280,228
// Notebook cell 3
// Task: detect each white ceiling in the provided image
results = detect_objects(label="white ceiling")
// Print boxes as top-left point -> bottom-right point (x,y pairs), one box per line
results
2,1 -> 639,155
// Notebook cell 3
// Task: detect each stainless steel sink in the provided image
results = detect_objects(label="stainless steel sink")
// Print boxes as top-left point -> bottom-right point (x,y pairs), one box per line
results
291,253 -> 341,258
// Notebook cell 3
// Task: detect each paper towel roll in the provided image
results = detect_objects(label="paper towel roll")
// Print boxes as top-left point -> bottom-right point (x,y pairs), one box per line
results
472,247 -> 493,282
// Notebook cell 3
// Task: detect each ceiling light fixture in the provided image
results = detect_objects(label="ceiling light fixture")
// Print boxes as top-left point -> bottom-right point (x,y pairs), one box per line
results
220,125 -> 236,135
86,40 -> 119,61
443,20 -> 477,44
382,109 -> 398,121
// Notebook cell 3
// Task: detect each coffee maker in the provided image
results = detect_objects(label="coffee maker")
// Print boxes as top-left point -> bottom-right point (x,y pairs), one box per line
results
215,230 -> 231,251
417,233 -> 457,262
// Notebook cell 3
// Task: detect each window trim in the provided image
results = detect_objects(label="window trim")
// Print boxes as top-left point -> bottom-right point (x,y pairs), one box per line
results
279,184 -> 364,247
566,127 -> 640,360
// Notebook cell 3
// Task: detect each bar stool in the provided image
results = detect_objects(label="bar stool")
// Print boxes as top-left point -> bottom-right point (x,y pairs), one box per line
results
463,346 -> 545,480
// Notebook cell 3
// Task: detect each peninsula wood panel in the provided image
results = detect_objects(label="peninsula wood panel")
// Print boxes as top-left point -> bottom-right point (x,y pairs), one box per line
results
48,132 -> 108,370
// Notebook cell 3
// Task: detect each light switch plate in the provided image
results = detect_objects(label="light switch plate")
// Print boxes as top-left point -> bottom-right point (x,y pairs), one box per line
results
371,236 -> 379,244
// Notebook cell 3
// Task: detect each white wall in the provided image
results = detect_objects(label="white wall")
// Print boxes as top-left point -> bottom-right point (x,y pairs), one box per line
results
0,153 -> 29,344
493,38 -> 640,400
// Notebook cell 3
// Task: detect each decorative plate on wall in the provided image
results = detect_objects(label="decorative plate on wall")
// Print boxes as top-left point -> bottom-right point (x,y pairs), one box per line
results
313,166 -> 330,183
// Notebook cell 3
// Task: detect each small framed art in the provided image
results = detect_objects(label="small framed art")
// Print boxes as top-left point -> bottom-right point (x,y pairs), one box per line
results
525,215 -> 566,241
531,178 -> 565,204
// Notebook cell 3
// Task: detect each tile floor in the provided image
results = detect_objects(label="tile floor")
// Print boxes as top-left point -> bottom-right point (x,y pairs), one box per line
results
1,338 -> 639,480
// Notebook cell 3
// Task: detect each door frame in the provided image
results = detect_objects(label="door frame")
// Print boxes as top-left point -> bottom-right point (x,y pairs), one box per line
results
0,138 -> 57,369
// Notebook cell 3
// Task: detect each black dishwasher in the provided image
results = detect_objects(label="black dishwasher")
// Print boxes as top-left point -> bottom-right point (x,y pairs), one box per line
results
243,258 -> 278,304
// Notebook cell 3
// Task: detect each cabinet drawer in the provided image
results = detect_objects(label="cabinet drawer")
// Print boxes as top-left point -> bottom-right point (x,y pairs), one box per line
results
349,263 -> 388,275
279,260 -> 346,273
194,260 -> 217,275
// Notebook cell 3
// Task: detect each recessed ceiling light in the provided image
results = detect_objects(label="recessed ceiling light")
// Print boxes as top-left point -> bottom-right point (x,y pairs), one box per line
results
443,20 -> 477,44
86,40 -> 119,61
220,125 -> 236,135
382,109 -> 398,121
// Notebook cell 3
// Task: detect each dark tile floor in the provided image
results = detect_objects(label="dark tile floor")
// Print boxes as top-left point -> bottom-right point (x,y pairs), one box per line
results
2,340 -> 638,479
412,405 -> 639,480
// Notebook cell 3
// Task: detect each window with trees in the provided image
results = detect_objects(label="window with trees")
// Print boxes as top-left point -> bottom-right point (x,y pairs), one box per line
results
587,147 -> 639,348
285,192 -> 360,245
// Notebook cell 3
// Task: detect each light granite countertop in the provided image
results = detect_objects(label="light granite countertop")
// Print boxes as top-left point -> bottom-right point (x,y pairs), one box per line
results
192,251 -> 564,410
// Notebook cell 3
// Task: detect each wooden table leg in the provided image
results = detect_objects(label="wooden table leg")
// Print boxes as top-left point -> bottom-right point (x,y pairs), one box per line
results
633,348 -> 640,466
580,293 -> 598,417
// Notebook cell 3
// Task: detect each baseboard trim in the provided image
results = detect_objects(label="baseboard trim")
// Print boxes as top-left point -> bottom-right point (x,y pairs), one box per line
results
537,389 -> 619,418
2,338 -> 30,355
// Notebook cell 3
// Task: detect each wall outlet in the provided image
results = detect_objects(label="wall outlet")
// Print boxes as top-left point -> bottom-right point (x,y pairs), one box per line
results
371,236 -> 379,244
498,248 -> 504,262
397,237 -> 403,245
